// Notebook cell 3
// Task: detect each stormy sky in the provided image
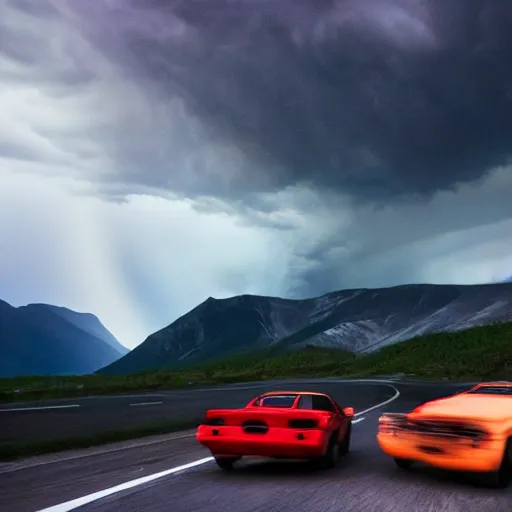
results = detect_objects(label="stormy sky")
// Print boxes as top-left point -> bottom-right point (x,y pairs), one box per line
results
1,0 -> 511,348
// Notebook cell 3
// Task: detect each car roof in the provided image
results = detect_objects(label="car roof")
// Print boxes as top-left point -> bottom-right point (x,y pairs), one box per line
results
258,391 -> 331,398
470,381 -> 512,388
475,380 -> 512,388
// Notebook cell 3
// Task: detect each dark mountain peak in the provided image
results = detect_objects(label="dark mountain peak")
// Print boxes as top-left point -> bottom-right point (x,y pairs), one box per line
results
193,294 -> 278,319
147,293 -> 272,343
202,293 -> 274,305
24,303 -> 98,319
99,281 -> 512,375
100,292 -> 296,375
0,298 -> 13,310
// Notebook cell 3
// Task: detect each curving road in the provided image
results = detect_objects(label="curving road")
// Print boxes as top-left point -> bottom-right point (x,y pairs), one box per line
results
1,379 -> 511,512
0,380 -> 395,444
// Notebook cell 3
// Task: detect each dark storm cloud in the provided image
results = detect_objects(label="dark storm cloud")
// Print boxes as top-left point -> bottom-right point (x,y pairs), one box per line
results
64,0 -> 512,201
2,0 -> 512,344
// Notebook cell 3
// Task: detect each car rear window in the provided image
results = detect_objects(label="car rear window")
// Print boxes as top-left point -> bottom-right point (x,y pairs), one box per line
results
256,395 -> 298,407
468,386 -> 512,395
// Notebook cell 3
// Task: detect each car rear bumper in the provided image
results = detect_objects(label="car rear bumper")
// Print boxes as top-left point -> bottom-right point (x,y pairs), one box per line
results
197,425 -> 330,458
377,432 -> 505,472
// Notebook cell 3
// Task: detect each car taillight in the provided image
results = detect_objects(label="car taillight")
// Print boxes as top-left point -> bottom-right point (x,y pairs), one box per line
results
205,417 -> 224,426
288,419 -> 319,429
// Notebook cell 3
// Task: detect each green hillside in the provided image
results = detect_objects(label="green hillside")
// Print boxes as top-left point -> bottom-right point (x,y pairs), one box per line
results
1,321 -> 511,403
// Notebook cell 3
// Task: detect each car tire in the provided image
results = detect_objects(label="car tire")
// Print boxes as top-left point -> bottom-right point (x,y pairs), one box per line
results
215,457 -> 237,471
394,457 -> 414,470
317,433 -> 341,469
339,424 -> 351,456
485,439 -> 512,489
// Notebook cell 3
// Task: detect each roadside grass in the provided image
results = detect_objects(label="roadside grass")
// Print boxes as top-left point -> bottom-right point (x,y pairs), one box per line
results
0,418 -> 202,461
1,321 -> 511,405
343,320 -> 512,381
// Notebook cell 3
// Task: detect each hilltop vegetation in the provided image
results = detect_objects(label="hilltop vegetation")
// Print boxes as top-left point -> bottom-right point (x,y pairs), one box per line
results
185,319 -> 512,382
1,321 -> 511,403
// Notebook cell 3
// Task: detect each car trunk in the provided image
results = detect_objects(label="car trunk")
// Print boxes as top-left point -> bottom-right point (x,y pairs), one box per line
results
204,407 -> 332,429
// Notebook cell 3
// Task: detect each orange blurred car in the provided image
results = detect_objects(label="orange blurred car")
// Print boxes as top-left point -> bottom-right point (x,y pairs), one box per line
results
377,382 -> 512,488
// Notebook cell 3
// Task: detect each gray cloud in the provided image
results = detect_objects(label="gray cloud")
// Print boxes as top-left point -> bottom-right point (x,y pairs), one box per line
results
1,0 -> 512,348
60,0 -> 512,201
265,164 -> 512,297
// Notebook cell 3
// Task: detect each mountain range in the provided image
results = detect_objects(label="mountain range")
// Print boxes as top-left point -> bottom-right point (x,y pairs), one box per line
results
0,300 -> 128,377
99,282 -> 512,375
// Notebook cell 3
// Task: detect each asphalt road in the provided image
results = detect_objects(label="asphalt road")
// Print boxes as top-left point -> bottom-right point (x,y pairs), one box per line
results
1,379 -> 511,512
0,380 -> 396,444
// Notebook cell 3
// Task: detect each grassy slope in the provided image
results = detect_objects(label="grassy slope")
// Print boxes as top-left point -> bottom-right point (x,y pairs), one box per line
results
1,321 -> 511,403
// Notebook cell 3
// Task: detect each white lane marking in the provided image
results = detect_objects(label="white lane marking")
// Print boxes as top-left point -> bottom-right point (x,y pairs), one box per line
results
36,385 -> 399,511
353,385 -> 400,417
1,394 -> 167,410
4,380 -> 401,473
75,394 -> 166,401
0,405 -> 80,412
129,401 -> 163,407
72,394 -> 166,400
0,378 -> 464,409
186,378 -> 471,392
35,457 -> 214,512
186,380 -> 405,393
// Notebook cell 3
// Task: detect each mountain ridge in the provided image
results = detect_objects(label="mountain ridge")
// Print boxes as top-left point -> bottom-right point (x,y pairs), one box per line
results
0,300 -> 128,377
29,303 -> 128,355
99,281 -> 512,375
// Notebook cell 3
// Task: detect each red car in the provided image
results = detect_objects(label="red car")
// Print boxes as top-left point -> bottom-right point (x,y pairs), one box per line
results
196,390 -> 355,470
